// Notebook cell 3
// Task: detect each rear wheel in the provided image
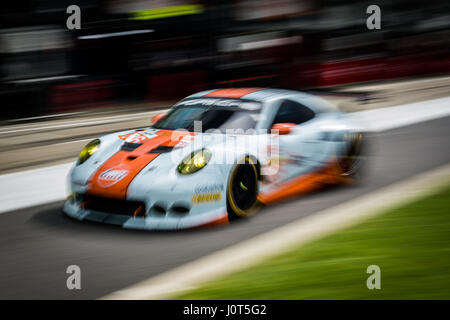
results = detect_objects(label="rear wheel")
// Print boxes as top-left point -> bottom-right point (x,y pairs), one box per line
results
227,157 -> 260,220
338,132 -> 368,181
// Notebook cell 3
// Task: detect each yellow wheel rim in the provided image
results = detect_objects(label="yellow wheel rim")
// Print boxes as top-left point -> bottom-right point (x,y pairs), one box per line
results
227,157 -> 260,217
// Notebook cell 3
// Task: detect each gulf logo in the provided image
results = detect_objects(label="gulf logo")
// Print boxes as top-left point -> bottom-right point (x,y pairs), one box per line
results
98,167 -> 129,188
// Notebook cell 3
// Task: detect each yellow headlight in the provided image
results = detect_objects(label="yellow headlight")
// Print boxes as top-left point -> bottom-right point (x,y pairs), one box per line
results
178,149 -> 211,174
77,139 -> 101,165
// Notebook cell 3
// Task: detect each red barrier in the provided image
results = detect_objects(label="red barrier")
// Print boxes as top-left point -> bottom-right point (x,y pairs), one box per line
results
320,57 -> 385,86
50,80 -> 114,113
46,53 -> 449,114
148,70 -> 207,101
291,53 -> 450,88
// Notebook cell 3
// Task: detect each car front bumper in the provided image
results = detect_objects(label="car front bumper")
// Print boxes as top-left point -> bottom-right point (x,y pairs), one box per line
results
63,197 -> 228,230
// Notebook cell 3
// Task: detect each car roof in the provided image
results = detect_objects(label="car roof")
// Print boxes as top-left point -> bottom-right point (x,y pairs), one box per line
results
185,88 -> 307,101
184,88 -> 338,113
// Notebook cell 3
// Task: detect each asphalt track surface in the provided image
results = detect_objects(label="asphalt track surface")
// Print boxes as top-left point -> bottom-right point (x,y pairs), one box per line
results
0,114 -> 448,299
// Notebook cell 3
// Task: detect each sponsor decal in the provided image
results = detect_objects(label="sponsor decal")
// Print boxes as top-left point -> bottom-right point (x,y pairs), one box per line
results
97,166 -> 129,188
176,134 -> 196,147
192,192 -> 222,203
192,184 -> 223,203
118,131 -> 151,143
176,98 -> 261,111
142,130 -> 158,139
194,184 -> 223,193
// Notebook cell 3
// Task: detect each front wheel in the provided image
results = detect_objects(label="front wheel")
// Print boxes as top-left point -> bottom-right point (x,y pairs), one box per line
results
226,157 -> 260,220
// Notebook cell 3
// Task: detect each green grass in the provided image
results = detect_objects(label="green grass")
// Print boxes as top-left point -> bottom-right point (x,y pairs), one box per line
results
177,183 -> 450,299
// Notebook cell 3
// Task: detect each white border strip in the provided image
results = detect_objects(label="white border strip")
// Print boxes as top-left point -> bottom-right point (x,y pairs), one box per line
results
102,163 -> 450,299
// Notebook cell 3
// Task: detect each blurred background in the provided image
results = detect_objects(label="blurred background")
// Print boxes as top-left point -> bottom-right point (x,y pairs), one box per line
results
1,0 -> 449,120
0,1 -> 450,300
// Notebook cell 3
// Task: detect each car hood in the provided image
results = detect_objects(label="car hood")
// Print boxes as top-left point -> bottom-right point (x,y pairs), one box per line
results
86,128 -> 196,199
76,127 -> 266,200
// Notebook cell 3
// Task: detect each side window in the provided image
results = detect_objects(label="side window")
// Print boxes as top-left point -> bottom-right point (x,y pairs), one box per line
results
272,99 -> 315,126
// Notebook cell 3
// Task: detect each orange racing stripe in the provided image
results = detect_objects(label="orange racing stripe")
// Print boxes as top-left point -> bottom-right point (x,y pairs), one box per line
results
257,161 -> 344,205
204,88 -> 262,98
87,130 -> 192,199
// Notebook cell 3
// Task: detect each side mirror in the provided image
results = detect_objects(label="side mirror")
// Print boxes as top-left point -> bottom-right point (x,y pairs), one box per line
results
151,113 -> 166,125
271,123 -> 296,135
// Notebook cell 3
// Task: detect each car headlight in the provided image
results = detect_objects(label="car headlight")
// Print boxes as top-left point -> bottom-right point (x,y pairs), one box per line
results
77,139 -> 100,165
177,149 -> 212,174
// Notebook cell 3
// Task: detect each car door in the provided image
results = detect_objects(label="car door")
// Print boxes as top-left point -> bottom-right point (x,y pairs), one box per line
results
264,98 -> 317,184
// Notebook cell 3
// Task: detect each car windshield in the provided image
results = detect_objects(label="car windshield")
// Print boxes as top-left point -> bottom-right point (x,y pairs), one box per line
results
152,98 -> 262,132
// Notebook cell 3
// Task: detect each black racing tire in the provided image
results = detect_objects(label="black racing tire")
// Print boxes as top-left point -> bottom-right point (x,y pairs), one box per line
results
226,157 -> 260,221
338,132 -> 371,183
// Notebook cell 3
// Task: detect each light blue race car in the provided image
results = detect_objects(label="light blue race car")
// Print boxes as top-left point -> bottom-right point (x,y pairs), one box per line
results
64,88 -> 367,230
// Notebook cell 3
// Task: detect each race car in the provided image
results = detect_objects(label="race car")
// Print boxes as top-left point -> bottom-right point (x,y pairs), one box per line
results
64,88 -> 366,230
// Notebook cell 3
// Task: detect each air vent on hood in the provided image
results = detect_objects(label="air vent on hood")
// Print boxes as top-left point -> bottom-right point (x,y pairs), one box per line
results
121,142 -> 142,151
149,146 -> 174,153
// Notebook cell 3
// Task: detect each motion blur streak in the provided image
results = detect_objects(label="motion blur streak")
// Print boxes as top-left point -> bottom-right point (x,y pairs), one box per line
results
1,1 -> 449,119
103,163 -> 450,300
0,114 -> 449,299
1,97 -> 448,214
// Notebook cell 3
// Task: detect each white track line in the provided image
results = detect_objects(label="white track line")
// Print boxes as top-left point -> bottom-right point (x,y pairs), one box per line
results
0,110 -> 163,135
3,111 -> 85,122
342,75 -> 450,92
51,138 -> 91,146
0,162 -> 73,214
102,163 -> 450,300
346,96 -> 450,132
0,96 -> 448,215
